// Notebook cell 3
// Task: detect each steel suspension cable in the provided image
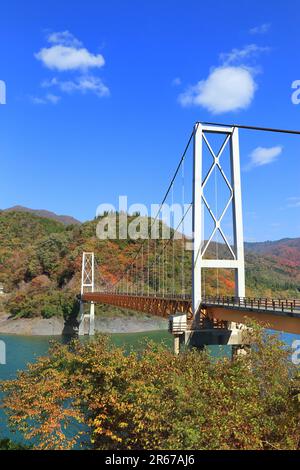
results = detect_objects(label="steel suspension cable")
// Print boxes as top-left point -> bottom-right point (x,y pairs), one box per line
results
171,183 -> 175,296
162,243 -> 165,297
165,236 -> 168,294
147,202 -> 193,293
200,121 -> 300,135
154,236 -> 157,295
112,127 -> 196,291
141,244 -> 144,295
215,164 -> 219,297
147,236 -> 150,296
181,156 -> 185,296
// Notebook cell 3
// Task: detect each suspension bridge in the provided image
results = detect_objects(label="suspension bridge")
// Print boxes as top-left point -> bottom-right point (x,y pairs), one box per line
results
79,122 -> 300,351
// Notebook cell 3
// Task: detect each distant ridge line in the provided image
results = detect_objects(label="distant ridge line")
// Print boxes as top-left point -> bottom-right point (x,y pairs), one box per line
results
1,206 -> 81,226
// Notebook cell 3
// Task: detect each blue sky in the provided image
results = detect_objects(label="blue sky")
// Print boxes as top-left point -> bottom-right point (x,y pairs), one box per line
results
0,0 -> 300,241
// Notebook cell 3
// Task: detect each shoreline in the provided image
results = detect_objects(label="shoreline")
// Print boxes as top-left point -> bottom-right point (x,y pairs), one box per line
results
0,311 -> 168,336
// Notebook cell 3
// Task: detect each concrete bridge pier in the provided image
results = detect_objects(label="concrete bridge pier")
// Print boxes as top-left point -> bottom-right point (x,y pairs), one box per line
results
182,328 -> 250,359
173,334 -> 181,355
78,301 -> 95,336
89,302 -> 95,335
169,313 -> 250,358
78,301 -> 84,335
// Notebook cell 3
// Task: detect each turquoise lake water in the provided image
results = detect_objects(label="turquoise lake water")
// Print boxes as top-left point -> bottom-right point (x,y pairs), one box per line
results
0,329 -> 299,445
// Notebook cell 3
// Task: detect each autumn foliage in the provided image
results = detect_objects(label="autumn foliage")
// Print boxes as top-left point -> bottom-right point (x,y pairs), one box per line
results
0,210 -> 300,319
1,328 -> 300,450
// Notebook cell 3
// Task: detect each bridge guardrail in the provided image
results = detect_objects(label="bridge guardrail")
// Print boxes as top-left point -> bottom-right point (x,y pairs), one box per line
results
202,296 -> 300,314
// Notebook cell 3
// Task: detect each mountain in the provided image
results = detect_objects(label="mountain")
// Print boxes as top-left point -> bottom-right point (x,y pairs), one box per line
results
245,238 -> 300,265
2,206 -> 81,226
0,210 -> 298,319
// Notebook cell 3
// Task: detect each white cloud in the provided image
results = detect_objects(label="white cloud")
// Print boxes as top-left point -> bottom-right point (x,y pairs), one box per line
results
43,76 -> 110,98
220,44 -> 270,66
177,42 -> 271,114
178,66 -> 256,114
248,146 -> 283,168
35,45 -> 105,71
34,31 -> 110,102
47,30 -> 82,47
249,23 -> 271,35
35,31 -> 105,71
31,93 -> 61,105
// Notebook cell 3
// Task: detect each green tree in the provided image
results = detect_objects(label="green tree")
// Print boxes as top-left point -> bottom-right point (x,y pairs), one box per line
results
36,233 -> 69,277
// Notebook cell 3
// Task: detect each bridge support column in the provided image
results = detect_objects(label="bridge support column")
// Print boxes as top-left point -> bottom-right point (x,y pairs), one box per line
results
89,302 -> 95,336
169,313 -> 250,355
79,252 -> 96,336
78,301 -> 85,336
170,328 -> 251,357
173,335 -> 181,355
182,328 -> 247,349
192,124 -> 245,318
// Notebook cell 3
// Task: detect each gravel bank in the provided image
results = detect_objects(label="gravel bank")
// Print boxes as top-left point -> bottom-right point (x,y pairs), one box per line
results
0,312 -> 167,336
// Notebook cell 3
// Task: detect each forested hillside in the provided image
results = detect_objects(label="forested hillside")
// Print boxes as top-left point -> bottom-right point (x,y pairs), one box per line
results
2,206 -> 81,226
0,211 -> 299,319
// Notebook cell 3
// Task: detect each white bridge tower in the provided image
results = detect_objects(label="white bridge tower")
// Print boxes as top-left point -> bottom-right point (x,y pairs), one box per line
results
192,123 -> 245,316
79,252 -> 95,335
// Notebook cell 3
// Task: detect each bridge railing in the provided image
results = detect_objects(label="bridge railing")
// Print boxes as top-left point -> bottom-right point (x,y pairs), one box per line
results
202,296 -> 300,314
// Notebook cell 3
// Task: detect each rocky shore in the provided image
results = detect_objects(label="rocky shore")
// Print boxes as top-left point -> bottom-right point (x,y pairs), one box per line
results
0,311 -> 167,336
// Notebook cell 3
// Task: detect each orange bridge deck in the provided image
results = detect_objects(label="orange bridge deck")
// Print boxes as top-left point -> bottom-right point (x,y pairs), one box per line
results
81,293 -> 300,335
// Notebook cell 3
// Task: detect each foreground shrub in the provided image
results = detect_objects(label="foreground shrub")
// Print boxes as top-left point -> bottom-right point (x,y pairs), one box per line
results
1,328 -> 300,450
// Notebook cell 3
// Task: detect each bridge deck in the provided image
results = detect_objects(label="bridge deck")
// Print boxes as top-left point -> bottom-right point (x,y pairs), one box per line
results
82,292 -> 193,319
81,293 -> 300,335
202,296 -> 300,335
